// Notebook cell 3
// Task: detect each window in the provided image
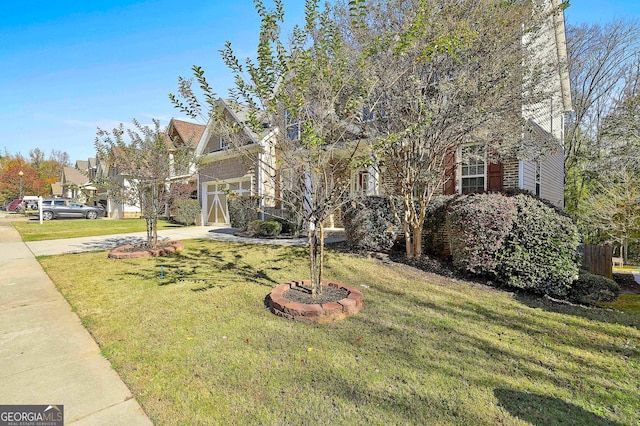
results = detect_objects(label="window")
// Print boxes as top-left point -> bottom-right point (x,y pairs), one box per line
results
285,111 -> 301,141
352,170 -> 369,195
460,144 -> 485,194
220,137 -> 228,149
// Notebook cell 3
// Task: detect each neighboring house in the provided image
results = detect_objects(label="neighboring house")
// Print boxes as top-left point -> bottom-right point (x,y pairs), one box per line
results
194,0 -> 571,224
61,164 -> 96,201
94,151 -> 143,219
93,118 -> 204,219
165,118 -> 205,187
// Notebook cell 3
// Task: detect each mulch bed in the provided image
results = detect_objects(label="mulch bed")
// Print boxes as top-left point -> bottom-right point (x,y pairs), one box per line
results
108,240 -> 184,259
283,284 -> 349,304
613,272 -> 640,294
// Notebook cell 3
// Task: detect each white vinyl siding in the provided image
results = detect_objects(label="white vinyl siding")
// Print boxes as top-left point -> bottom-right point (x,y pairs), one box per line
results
520,160 -> 537,194
539,149 -> 565,209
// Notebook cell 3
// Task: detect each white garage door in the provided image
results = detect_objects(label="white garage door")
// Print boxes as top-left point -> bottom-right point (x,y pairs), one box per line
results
204,179 -> 252,224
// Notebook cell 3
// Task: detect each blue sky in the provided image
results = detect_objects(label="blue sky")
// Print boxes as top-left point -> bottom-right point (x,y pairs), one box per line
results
1,0 -> 639,163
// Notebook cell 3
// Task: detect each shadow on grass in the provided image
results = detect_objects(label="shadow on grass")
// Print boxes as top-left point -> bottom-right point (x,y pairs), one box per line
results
385,249 -> 640,331
494,389 -> 623,426
514,292 -> 640,331
120,245 -> 283,291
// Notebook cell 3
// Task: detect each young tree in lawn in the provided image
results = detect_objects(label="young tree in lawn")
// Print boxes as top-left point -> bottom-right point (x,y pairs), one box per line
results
171,0 -> 370,295
95,119 -> 197,248
355,0 -> 557,258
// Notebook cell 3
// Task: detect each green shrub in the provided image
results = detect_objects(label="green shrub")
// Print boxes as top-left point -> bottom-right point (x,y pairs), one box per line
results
228,196 -> 260,229
568,272 -> 620,305
496,194 -> 581,297
445,193 -> 581,297
423,195 -> 456,255
263,210 -> 303,235
248,220 -> 282,237
172,199 -> 201,225
447,193 -> 517,276
342,196 -> 401,251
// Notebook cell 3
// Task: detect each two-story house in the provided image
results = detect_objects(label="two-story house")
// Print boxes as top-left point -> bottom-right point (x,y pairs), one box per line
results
192,0 -> 571,225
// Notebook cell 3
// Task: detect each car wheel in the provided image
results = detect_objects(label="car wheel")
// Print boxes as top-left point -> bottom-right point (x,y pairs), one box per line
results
42,211 -> 54,221
86,210 -> 98,220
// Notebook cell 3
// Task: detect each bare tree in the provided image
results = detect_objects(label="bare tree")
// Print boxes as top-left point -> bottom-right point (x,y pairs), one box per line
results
598,59 -> 640,173
95,119 -> 197,248
583,168 -> 640,262
564,19 -> 640,213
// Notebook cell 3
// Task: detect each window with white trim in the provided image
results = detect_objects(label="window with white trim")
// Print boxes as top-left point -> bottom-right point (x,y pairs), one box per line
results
460,144 -> 486,194
351,170 -> 369,195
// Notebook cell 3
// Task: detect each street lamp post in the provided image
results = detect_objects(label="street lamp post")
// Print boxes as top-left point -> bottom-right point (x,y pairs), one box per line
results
18,170 -> 23,199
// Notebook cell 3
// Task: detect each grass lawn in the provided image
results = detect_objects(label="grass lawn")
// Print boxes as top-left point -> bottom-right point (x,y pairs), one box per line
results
602,295 -> 640,315
38,240 -> 640,425
13,218 -> 181,241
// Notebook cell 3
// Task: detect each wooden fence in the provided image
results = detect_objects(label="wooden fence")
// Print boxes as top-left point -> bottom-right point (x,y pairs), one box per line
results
582,244 -> 613,279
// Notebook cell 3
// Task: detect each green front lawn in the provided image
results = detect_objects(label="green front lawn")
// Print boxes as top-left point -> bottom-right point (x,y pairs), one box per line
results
14,218 -> 181,241
38,240 -> 640,425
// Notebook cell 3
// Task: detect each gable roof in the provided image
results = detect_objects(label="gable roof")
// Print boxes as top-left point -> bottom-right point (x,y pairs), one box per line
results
75,160 -> 89,171
194,98 -> 275,157
50,182 -> 63,197
168,119 -> 205,149
62,166 -> 90,186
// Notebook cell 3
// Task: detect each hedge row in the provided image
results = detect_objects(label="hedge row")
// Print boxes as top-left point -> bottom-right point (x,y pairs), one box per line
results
343,193 -> 588,299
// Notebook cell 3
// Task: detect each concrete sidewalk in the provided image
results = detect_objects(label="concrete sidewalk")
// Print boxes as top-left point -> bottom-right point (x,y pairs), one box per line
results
0,219 -> 153,425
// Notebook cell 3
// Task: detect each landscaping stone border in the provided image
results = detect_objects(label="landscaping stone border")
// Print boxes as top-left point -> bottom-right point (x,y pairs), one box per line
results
268,280 -> 363,323
108,240 -> 185,259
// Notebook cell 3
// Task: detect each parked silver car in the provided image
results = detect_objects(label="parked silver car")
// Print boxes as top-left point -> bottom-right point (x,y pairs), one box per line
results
40,199 -> 106,220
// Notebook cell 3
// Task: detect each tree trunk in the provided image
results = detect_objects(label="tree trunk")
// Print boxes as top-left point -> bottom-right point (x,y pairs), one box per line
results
412,225 -> 422,258
308,220 -> 324,295
404,222 -> 414,259
146,217 -> 154,248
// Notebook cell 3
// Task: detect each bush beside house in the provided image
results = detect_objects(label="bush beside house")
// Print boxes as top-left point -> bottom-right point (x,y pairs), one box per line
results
228,196 -> 261,229
247,220 -> 282,237
173,199 -> 201,225
447,194 -> 517,276
446,193 -> 581,297
496,194 -> 581,297
342,196 -> 401,252
341,193 -> 604,303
